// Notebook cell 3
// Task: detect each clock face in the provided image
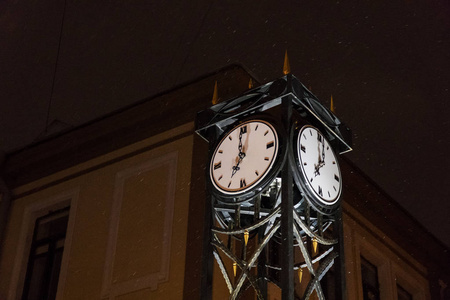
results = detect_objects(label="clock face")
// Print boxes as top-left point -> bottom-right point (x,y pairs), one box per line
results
210,120 -> 279,196
297,126 -> 342,205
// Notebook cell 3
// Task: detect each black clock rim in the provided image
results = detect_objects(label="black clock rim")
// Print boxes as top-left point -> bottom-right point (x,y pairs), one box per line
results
290,124 -> 342,215
208,116 -> 287,203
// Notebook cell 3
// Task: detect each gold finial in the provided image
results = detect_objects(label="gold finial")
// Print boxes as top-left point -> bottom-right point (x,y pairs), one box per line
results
244,229 -> 249,246
248,78 -> 253,89
283,50 -> 291,75
298,268 -> 303,283
233,262 -> 237,277
330,94 -> 335,113
312,237 -> 318,255
212,81 -> 219,105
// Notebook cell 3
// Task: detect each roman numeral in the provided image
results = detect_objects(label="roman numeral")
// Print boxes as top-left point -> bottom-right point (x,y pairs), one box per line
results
300,144 -> 306,153
317,132 -> 323,143
240,179 -> 247,188
214,162 -> 221,170
240,125 -> 247,134
266,141 -> 274,149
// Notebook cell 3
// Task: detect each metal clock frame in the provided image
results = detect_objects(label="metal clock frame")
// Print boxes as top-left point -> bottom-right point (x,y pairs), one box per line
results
196,73 -> 352,300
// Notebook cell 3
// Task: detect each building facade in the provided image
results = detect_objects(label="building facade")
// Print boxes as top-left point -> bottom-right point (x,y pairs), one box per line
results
0,65 -> 449,299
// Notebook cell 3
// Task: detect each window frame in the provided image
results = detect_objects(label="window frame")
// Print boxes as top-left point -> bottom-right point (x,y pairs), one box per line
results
7,189 -> 79,300
21,206 -> 70,300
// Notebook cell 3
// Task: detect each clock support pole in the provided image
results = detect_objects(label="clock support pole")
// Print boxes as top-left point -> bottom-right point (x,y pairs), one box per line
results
280,95 -> 294,299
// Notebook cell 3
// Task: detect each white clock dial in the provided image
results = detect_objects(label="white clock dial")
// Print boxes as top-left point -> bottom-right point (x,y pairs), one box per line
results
297,126 -> 341,205
210,120 -> 278,195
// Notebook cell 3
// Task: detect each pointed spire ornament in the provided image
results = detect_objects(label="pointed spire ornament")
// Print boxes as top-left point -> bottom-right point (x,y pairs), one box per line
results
283,50 -> 291,75
330,94 -> 335,113
312,237 -> 318,255
298,268 -> 303,284
233,262 -> 237,277
244,229 -> 249,246
248,78 -> 253,89
212,81 -> 219,105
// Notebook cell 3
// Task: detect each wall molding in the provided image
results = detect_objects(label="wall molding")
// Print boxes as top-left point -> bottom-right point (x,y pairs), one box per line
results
101,151 -> 178,299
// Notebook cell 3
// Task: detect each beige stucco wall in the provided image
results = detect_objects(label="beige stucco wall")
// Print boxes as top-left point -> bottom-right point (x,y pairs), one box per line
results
0,123 -> 193,300
0,120 -> 432,300
343,203 -> 431,300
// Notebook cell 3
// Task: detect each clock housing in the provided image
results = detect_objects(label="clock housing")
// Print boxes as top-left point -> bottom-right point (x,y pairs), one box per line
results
293,125 -> 342,213
209,119 -> 282,201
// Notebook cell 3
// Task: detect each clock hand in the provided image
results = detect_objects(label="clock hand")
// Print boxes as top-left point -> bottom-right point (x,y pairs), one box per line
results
238,126 -> 245,153
322,139 -> 325,162
231,125 -> 247,178
231,151 -> 246,178
318,143 -> 322,164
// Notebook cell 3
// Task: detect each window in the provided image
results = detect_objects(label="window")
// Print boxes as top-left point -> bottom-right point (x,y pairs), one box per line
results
397,284 -> 413,300
21,207 -> 70,300
360,256 -> 380,300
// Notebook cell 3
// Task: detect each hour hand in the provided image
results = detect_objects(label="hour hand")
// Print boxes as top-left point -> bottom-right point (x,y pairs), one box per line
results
231,163 -> 240,177
231,152 -> 246,177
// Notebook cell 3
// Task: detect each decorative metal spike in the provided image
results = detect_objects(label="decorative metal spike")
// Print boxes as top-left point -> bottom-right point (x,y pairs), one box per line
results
233,262 -> 237,277
244,229 -> 249,246
312,237 -> 318,254
283,50 -> 291,75
248,78 -> 253,89
298,268 -> 303,284
212,81 -> 219,105
330,94 -> 335,113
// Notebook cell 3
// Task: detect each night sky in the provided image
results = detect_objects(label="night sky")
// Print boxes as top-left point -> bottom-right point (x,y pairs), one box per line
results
1,1 -> 449,247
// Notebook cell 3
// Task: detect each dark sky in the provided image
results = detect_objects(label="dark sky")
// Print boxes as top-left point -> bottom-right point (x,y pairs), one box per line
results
1,1 -> 449,247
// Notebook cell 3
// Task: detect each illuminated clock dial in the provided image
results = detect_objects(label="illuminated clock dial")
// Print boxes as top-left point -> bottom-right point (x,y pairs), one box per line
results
210,120 -> 278,196
297,126 -> 342,205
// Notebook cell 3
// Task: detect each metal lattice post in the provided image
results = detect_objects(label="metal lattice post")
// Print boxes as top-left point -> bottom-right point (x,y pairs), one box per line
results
280,94 -> 294,299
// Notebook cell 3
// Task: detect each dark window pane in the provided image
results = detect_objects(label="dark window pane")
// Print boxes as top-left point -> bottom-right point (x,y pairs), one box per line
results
47,248 -> 64,300
26,256 -> 48,300
360,256 -> 380,300
397,284 -> 413,300
35,212 -> 69,241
